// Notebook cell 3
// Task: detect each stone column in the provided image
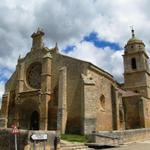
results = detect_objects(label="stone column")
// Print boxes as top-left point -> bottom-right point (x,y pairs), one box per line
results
111,86 -> 118,130
0,93 -> 10,128
115,89 -> 121,130
40,52 -> 52,130
14,60 -> 24,127
14,106 -> 19,127
139,98 -> 145,128
81,74 -> 95,134
117,91 -> 126,130
16,59 -> 24,93
57,67 -> 67,134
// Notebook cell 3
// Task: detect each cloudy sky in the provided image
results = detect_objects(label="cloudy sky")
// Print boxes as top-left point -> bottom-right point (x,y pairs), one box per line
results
1,0 -> 150,104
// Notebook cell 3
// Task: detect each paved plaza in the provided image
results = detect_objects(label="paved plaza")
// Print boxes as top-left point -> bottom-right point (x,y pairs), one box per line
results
102,140 -> 150,150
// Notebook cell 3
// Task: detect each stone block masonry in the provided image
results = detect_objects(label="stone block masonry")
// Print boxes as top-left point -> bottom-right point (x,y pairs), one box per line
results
0,128 -> 56,150
88,128 -> 150,145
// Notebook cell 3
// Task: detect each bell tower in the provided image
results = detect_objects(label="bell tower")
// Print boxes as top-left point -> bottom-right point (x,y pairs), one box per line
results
123,28 -> 150,98
31,28 -> 44,50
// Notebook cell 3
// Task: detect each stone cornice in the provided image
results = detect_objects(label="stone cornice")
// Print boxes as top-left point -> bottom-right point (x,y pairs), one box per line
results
124,69 -> 150,76
123,50 -> 149,59
89,65 -> 116,83
18,89 -> 41,97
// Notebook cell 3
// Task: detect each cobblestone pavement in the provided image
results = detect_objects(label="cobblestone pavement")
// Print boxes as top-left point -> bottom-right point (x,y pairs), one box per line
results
100,140 -> 150,150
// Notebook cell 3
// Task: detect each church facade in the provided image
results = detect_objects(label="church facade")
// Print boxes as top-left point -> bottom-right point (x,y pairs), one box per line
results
1,29 -> 150,134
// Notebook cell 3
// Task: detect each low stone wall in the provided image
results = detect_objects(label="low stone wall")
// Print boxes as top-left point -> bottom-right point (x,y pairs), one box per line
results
0,128 -> 56,150
0,118 -> 6,128
88,128 -> 150,145
0,128 -> 28,150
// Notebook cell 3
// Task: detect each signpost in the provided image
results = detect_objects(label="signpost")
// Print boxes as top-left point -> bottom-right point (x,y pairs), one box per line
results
31,134 -> 47,141
31,133 -> 48,150
11,125 -> 19,150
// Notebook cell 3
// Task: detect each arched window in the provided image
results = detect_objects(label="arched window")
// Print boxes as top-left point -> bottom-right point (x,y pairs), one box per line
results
131,58 -> 137,69
131,45 -> 134,49
100,95 -> 105,110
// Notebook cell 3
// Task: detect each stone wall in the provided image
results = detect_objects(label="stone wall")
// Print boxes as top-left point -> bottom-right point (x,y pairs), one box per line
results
51,53 -> 89,134
0,128 -> 28,150
145,73 -> 150,99
89,128 -> 150,145
0,128 -> 56,150
142,98 -> 150,128
51,53 -> 118,134
83,66 -> 117,134
123,96 -> 143,129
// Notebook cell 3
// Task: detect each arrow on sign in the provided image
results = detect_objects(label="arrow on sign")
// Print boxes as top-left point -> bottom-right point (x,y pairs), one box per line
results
31,134 -> 48,141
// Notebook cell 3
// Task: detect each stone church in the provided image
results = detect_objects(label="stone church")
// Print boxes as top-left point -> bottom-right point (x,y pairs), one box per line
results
1,29 -> 150,134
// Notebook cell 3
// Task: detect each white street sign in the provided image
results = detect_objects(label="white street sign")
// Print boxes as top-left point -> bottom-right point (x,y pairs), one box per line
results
31,134 -> 48,141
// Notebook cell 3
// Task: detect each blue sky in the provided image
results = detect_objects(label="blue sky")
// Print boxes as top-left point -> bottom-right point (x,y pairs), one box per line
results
0,67 -> 12,104
63,32 -> 122,53
82,32 -> 121,50
0,67 -> 12,82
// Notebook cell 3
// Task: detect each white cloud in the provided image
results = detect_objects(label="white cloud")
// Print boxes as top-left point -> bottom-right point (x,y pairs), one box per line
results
0,81 -> 5,108
0,0 -> 150,101
65,41 -> 124,82
1,0 -> 150,60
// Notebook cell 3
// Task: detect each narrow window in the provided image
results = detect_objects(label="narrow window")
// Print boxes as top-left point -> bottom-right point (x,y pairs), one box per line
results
119,110 -> 124,123
100,95 -> 105,110
131,58 -> 137,69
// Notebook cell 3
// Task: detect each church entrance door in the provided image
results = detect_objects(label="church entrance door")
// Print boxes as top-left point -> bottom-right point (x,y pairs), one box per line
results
30,111 -> 39,130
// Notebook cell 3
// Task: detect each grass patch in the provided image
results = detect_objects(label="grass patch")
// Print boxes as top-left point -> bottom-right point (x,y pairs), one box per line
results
61,134 -> 87,143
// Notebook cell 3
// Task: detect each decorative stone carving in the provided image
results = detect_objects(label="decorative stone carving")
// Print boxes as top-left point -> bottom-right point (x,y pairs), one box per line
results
81,74 -> 95,85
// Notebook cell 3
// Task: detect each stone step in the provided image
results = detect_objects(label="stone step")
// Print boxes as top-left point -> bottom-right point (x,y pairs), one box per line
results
61,147 -> 93,150
60,140 -> 94,150
61,143 -> 85,147
61,144 -> 93,150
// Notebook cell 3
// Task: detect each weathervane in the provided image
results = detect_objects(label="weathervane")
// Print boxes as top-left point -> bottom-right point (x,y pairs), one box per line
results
37,27 -> 44,32
55,42 -> 58,48
130,25 -> 135,38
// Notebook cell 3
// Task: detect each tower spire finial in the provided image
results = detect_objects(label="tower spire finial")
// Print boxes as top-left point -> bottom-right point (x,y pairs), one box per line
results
37,27 -> 43,32
130,25 -> 135,38
55,42 -> 58,49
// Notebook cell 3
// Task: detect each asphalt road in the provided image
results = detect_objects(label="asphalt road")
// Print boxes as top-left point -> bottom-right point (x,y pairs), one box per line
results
100,140 -> 150,150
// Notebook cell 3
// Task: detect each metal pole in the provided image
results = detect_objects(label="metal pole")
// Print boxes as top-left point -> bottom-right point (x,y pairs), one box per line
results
15,134 -> 18,150
33,140 -> 36,150
43,141 -> 46,150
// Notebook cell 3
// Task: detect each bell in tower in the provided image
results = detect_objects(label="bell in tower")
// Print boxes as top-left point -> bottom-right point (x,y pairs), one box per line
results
123,28 -> 150,98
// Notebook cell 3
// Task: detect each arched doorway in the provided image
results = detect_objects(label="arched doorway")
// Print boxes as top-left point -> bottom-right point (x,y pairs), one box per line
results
30,111 -> 39,130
